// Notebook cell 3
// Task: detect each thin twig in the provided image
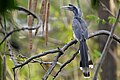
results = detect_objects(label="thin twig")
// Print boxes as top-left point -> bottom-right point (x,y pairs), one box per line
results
31,59 -> 62,65
17,6 -> 38,19
40,63 -> 47,72
18,54 -> 62,65
42,50 -> 64,80
0,27 -> 39,45
13,49 -> 59,69
89,30 -> 120,43
100,1 -> 115,17
92,6 -> 120,80
53,49 -> 79,79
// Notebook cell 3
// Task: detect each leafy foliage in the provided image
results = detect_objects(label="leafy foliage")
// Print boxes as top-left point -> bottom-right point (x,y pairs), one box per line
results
86,14 -> 97,20
86,15 -> 107,25
0,0 -> 18,15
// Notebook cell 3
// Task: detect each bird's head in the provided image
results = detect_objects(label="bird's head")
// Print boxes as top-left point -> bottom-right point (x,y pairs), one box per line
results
61,4 -> 82,17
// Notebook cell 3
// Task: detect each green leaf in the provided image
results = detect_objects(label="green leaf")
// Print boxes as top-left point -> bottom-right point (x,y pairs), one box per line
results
86,15 -> 97,20
96,18 -> 100,24
93,50 -> 101,59
102,19 -> 106,24
95,50 -> 101,57
108,16 -> 116,24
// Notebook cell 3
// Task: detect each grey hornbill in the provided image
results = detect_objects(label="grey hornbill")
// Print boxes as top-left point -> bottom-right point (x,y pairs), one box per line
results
62,4 -> 93,78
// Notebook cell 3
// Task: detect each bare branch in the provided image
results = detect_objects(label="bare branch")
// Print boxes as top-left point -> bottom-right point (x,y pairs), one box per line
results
92,6 -> 120,80
0,27 -> 39,45
89,30 -> 120,43
42,49 -> 64,80
17,6 -> 41,29
18,54 -> 62,66
99,1 -> 115,17
42,40 -> 78,80
17,6 -> 38,19
0,6 -> 41,45
53,49 -> 79,79
13,49 -> 59,69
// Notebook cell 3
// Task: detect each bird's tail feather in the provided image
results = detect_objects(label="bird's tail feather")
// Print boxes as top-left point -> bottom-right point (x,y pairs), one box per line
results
79,38 -> 93,78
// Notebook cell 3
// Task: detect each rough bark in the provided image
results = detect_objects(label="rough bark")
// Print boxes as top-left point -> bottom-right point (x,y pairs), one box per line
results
98,0 -> 117,80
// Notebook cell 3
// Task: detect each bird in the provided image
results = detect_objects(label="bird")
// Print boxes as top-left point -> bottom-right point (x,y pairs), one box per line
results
62,4 -> 93,78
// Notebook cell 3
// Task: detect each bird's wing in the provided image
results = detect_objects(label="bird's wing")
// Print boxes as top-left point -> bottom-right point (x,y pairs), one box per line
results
72,18 -> 85,41
80,19 -> 88,39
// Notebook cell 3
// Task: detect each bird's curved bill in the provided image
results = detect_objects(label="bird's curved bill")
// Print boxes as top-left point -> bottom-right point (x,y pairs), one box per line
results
61,6 -> 70,10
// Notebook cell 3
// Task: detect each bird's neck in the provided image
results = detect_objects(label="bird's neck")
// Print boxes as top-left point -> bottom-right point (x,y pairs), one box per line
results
74,16 -> 83,23
72,10 -> 79,17
74,16 -> 81,20
74,13 -> 81,18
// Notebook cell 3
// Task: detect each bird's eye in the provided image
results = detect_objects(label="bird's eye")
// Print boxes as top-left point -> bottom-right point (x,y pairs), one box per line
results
69,4 -> 73,6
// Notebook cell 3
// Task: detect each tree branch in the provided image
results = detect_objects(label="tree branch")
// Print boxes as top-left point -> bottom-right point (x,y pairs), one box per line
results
0,27 -> 39,45
31,60 -> 62,66
89,30 -> 120,43
13,49 -> 59,69
41,39 -> 78,80
99,1 -> 115,17
17,6 -> 41,29
0,6 -> 41,45
53,49 -> 79,79
92,6 -> 120,80
42,48 -> 64,80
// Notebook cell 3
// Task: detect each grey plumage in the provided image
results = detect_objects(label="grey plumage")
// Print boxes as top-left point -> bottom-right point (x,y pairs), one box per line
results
62,4 -> 93,78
